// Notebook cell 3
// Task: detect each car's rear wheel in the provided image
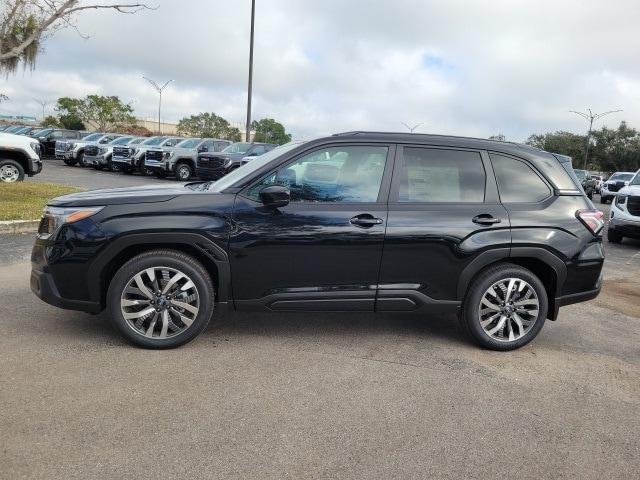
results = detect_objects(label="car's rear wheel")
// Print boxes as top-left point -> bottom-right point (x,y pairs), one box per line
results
600,195 -> 609,204
461,263 -> 547,351
607,228 -> 623,243
0,159 -> 25,182
106,249 -> 215,349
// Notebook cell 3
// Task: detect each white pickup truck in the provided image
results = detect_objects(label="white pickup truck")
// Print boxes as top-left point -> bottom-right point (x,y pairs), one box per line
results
0,132 -> 43,182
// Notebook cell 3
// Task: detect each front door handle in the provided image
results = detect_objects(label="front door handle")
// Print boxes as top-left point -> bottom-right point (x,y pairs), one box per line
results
472,214 -> 502,225
350,214 -> 383,228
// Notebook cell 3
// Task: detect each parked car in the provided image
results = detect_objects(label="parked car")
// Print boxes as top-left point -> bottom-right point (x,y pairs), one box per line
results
111,136 -> 182,174
590,174 -> 604,193
4,125 -> 28,134
31,132 -> 605,351
0,125 -> 12,131
607,170 -> 640,243
145,137 -> 230,180
55,132 -> 119,167
84,136 -> 144,171
573,169 -> 595,199
600,171 -> 635,204
196,142 -> 276,180
30,128 -> 84,157
0,132 -> 42,182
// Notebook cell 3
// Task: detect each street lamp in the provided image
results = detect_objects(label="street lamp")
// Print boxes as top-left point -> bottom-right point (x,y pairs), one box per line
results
34,98 -> 50,120
245,0 -> 256,142
143,76 -> 173,135
569,108 -> 622,170
401,122 -> 422,133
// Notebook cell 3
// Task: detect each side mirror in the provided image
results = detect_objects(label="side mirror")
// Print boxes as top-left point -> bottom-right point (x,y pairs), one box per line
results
259,185 -> 290,208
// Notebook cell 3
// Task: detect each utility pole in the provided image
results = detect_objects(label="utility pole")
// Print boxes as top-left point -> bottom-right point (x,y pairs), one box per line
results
570,108 -> 622,170
401,122 -> 422,133
35,99 -> 49,120
245,0 -> 256,142
143,77 -> 173,134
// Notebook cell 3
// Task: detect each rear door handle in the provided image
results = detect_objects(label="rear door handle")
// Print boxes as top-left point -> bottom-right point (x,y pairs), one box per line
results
350,214 -> 383,228
472,214 -> 502,225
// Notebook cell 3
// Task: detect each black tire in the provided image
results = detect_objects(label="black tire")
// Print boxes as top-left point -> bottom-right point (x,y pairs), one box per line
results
106,249 -> 215,349
92,164 -> 103,170
77,152 -> 86,167
461,263 -> 548,351
600,195 -> 609,204
63,158 -> 75,166
607,228 -> 623,243
587,191 -> 593,200
154,171 -> 167,179
0,159 -> 25,182
175,162 -> 193,181
122,167 -> 133,175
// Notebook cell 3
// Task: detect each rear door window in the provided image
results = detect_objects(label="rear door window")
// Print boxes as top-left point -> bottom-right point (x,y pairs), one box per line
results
393,147 -> 486,203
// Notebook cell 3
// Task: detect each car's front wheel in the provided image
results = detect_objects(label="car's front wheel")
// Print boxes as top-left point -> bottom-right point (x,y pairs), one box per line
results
0,159 -> 25,182
607,228 -> 623,243
461,263 -> 547,351
176,163 -> 193,181
106,249 -> 215,349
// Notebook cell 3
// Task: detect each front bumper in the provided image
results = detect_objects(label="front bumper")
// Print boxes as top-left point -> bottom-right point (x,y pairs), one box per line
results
55,151 -> 74,160
145,159 -> 172,172
29,159 -> 43,176
31,267 -> 101,313
609,206 -> 640,237
84,154 -> 107,166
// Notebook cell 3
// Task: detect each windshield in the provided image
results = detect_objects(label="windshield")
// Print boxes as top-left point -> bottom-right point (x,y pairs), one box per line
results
221,142 -> 252,154
163,137 -> 182,146
141,136 -> 166,146
110,136 -> 133,145
209,141 -> 308,192
82,133 -> 103,142
629,172 -> 640,186
128,137 -> 145,145
175,138 -> 202,149
574,169 -> 587,180
32,128 -> 53,137
610,173 -> 634,182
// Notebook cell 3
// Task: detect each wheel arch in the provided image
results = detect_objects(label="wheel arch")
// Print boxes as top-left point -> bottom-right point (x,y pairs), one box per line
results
0,148 -> 29,171
90,233 -> 230,310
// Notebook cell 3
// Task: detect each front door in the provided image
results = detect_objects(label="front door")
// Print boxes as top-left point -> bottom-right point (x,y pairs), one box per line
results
229,143 -> 394,311
377,145 -> 511,311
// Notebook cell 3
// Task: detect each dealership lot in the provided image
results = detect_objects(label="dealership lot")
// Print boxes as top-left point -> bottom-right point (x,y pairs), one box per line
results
1,173 -> 639,478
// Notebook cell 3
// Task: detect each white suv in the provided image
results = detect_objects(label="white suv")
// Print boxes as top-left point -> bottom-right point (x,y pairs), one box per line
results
0,132 -> 42,182
608,170 -> 640,243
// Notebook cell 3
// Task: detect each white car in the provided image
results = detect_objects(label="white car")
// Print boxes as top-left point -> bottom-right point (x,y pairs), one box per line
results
600,171 -> 635,204
608,170 -> 640,243
0,132 -> 43,182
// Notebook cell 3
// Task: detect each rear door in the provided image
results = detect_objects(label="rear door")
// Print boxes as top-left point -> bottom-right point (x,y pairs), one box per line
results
377,146 -> 511,310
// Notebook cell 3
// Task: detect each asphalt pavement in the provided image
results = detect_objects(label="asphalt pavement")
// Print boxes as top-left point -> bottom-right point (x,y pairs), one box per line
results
1,186 -> 639,479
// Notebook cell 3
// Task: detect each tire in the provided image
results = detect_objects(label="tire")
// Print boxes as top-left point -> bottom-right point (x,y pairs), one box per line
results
106,249 -> 215,349
600,195 -> 609,204
77,152 -> 86,167
107,157 -> 121,172
0,159 -> 25,183
122,167 -> 133,175
92,164 -> 103,170
461,263 -> 548,351
175,162 -> 193,181
587,191 -> 593,200
607,228 -> 623,243
154,171 -> 167,179
63,158 -> 75,166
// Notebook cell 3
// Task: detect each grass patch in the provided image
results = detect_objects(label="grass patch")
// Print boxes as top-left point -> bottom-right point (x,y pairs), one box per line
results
0,182 -> 81,221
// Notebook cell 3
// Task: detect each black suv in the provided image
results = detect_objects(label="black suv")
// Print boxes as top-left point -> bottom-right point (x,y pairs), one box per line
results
30,128 -> 84,157
31,132 -> 604,350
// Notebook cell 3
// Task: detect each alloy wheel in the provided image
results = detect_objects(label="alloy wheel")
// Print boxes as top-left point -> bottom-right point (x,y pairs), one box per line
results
120,266 -> 200,339
0,164 -> 20,182
177,165 -> 191,180
477,277 -> 539,342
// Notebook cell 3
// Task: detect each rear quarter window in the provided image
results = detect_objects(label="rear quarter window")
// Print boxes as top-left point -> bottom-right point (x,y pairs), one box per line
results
490,154 -> 552,203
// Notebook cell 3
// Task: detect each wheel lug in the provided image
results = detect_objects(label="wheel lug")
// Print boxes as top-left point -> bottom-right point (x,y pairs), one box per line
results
155,308 -> 160,312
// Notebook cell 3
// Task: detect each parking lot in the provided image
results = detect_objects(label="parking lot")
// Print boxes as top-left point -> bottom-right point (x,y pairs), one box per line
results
1,166 -> 639,479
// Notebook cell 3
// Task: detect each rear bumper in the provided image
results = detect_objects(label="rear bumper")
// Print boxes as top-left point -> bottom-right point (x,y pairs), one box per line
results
31,267 -> 101,313
552,271 -> 602,319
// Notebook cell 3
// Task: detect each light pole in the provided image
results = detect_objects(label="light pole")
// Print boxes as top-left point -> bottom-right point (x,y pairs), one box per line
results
35,99 -> 49,120
401,122 -> 422,133
245,0 -> 255,142
143,77 -> 173,135
570,108 -> 622,170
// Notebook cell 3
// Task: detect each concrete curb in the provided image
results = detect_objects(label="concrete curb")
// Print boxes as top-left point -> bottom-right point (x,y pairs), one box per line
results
0,220 -> 40,234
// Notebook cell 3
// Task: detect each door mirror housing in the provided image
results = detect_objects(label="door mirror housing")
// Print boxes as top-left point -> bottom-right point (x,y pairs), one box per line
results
259,185 -> 290,208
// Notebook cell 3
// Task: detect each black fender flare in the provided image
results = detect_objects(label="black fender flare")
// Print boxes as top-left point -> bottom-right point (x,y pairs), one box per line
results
88,232 -> 231,304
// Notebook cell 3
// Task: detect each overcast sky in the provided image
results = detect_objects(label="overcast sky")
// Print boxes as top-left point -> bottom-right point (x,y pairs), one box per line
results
1,0 -> 639,140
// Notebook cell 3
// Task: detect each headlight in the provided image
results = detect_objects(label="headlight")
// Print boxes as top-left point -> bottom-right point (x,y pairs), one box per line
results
615,195 -> 627,206
163,151 -> 173,159
99,147 -> 107,154
224,158 -> 231,167
38,206 -> 104,239
30,142 -> 41,157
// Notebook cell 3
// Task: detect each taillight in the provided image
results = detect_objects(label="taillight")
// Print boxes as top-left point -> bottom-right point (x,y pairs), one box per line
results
575,209 -> 604,235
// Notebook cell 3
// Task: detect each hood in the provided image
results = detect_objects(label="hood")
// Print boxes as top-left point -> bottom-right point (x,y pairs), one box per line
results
0,132 -> 35,149
200,152 -> 236,159
165,146 -> 198,155
618,185 -> 640,196
49,184 -> 189,207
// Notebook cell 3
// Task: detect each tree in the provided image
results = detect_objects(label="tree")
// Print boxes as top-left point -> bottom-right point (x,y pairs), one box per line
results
41,115 -> 60,127
488,134 -> 505,141
0,93 -> 7,103
0,1 -> 152,75
590,122 -> 640,173
55,95 -> 134,131
177,112 -> 241,141
526,131 -> 587,163
251,118 -> 291,144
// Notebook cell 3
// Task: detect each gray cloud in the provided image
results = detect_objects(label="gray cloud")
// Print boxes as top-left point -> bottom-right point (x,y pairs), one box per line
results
1,0 -> 639,140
